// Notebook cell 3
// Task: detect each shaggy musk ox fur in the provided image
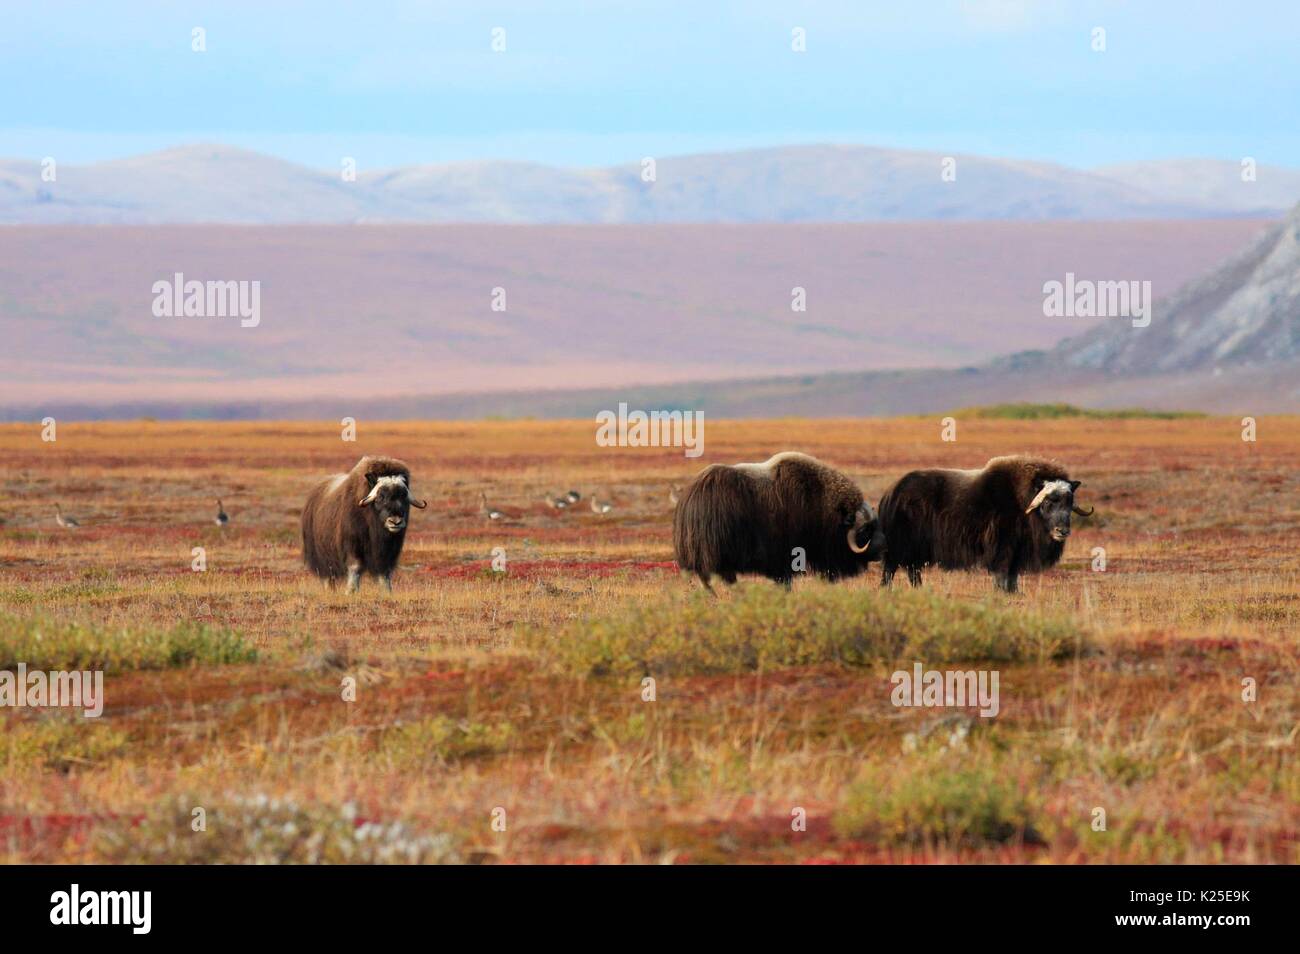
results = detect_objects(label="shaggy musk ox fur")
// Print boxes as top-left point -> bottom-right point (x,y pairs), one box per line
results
673,452 -> 886,589
877,455 -> 1093,593
301,455 -> 427,592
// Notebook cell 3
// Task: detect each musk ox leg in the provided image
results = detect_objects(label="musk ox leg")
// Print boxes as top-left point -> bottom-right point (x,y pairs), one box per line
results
381,574 -> 393,593
906,566 -> 924,587
881,563 -> 897,587
696,571 -> 717,596
992,552 -> 1022,593
346,563 -> 362,593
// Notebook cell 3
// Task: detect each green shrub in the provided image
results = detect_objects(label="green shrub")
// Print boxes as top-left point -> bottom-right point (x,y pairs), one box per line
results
527,584 -> 1085,676
0,614 -> 258,671
378,716 -> 514,765
0,717 -> 129,771
834,752 -> 1041,846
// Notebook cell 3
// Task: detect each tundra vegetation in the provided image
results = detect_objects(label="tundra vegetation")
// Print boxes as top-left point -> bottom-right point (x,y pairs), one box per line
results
1,415 -> 1297,863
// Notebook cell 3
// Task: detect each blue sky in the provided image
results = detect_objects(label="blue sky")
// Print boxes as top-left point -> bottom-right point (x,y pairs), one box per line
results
2,0 -> 1298,169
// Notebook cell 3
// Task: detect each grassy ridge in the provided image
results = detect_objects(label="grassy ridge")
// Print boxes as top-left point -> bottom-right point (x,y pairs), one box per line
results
955,402 -> 1205,420
530,584 -> 1087,676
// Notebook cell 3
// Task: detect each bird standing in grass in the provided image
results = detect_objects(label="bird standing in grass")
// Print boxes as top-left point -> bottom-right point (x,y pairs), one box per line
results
565,490 -> 581,504
55,504 -> 80,529
669,484 -> 682,506
546,495 -> 569,510
479,492 -> 505,521
214,499 -> 229,527
590,497 -> 612,515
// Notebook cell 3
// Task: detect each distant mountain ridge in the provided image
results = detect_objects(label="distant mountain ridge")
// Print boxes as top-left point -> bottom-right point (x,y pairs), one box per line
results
3,144 -> 1299,225
1053,201 -> 1300,373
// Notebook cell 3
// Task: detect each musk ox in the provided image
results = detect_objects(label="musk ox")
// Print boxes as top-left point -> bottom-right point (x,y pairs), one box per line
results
301,455 -> 427,592
877,455 -> 1093,593
673,452 -> 886,590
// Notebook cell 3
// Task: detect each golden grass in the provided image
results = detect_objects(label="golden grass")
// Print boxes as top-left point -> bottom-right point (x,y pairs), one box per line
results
1,417 -> 1298,863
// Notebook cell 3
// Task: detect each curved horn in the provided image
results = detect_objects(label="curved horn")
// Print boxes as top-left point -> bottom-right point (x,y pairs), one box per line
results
359,474 -> 408,507
1024,485 -> 1052,514
1072,504 -> 1094,516
410,498 -> 427,509
846,507 -> 872,554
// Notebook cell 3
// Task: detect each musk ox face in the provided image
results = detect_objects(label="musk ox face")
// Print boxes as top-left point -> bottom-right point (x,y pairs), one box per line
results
1025,478 -> 1085,542
358,473 -> 426,533
846,502 -> 887,562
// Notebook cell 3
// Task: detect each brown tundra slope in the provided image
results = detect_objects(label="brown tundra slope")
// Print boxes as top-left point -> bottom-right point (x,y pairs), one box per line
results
0,219 -> 1273,418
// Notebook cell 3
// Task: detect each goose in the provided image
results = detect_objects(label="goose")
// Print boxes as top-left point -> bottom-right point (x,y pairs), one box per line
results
590,497 -> 612,515
565,490 -> 581,504
479,492 -> 505,521
545,495 -> 569,510
54,504 -> 80,529
669,484 -> 682,506
214,498 -> 229,527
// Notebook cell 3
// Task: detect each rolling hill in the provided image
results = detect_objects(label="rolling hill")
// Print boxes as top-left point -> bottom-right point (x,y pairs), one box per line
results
3,144 -> 1299,225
